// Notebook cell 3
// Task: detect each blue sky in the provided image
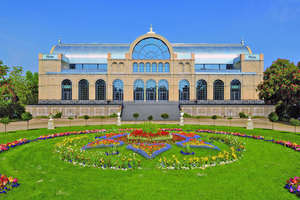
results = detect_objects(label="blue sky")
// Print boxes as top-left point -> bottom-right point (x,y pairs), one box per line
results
1,0 -> 299,73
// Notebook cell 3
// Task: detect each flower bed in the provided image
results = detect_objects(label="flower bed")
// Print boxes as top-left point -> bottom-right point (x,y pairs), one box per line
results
0,139 -> 31,153
82,139 -> 124,150
285,176 -> 300,196
126,143 -> 172,159
37,129 -> 106,140
0,174 -> 20,195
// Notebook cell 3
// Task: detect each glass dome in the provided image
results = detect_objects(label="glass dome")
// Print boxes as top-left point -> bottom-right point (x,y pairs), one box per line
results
132,37 -> 170,59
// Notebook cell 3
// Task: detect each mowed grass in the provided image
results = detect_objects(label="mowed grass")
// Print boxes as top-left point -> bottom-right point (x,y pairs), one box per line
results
1,124 -> 300,199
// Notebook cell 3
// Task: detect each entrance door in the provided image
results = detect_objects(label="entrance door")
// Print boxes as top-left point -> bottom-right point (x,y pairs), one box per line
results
63,91 -> 71,100
147,91 -> 156,101
158,91 -> 168,101
135,91 -> 143,101
180,92 -> 189,101
231,92 -> 240,100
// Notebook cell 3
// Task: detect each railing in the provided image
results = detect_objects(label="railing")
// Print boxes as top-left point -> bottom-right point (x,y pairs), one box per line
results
38,100 -> 123,105
180,99 -> 266,105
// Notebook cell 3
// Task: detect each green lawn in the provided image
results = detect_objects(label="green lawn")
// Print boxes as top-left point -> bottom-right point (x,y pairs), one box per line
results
1,124 -> 300,199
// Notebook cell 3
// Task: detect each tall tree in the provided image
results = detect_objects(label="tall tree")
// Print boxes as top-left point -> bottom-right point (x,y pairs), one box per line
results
25,71 -> 38,104
256,59 -> 300,118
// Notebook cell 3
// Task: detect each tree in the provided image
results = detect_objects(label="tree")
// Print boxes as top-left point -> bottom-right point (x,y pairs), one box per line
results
257,58 -> 300,119
227,117 -> 233,126
160,113 -> 169,124
196,116 -> 201,125
0,117 -> 10,134
83,115 -> 89,126
212,115 -> 217,126
0,60 -> 31,106
21,112 -> 33,130
100,116 -> 105,125
68,117 -> 73,127
290,119 -> 300,133
25,71 -> 38,104
148,116 -> 153,121
268,112 -> 279,130
133,113 -> 139,124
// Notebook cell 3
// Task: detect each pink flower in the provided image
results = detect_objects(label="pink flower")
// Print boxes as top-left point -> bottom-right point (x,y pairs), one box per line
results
13,178 -> 18,183
290,187 -> 293,193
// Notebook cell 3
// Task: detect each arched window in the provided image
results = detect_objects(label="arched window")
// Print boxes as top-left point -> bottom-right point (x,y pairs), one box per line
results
134,80 -> 144,101
214,80 -> 224,100
113,80 -> 123,101
146,63 -> 151,73
132,37 -> 170,59
95,79 -> 106,100
197,80 -> 207,100
78,79 -> 89,100
62,79 -> 72,100
158,80 -> 169,101
139,63 -> 144,73
133,63 -> 138,73
152,63 -> 157,72
158,62 -> 163,72
231,80 -> 241,100
164,63 -> 170,73
179,80 -> 190,101
146,80 -> 156,101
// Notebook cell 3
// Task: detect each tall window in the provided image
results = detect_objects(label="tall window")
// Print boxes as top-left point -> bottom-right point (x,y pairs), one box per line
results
179,80 -> 189,101
132,37 -> 170,59
62,79 -> 72,100
158,62 -> 163,72
214,80 -> 224,100
134,80 -> 144,101
133,63 -> 138,73
152,63 -> 157,72
113,80 -> 123,101
139,63 -> 144,72
146,63 -> 151,73
158,80 -> 169,101
146,80 -> 156,101
78,79 -> 89,100
164,63 -> 170,73
197,80 -> 207,100
95,79 -> 106,100
231,79 -> 241,100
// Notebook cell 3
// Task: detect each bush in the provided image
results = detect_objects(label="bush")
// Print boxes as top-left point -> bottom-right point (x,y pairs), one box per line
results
148,116 -> 153,121
239,112 -> 247,118
133,113 -> 139,120
183,113 -> 191,117
110,113 -> 118,118
161,113 -> 169,120
0,100 -> 25,120
212,115 -> 217,120
268,112 -> 279,122
290,119 -> 300,126
36,116 -> 48,118
21,112 -> 33,130
53,111 -> 63,118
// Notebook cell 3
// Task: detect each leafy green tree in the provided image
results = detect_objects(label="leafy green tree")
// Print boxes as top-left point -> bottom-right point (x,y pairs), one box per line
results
161,113 -> 169,124
133,113 -> 139,124
21,112 -> 33,130
25,71 -> 38,104
68,117 -> 74,127
148,115 -> 153,121
0,60 -> 31,106
212,115 -> 217,126
268,112 -> 279,130
257,59 -> 300,119
0,117 -> 10,134
227,117 -> 233,126
83,115 -> 89,126
290,119 -> 300,133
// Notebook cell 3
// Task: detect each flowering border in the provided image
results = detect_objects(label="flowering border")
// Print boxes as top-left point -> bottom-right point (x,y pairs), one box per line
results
285,176 -> 300,196
0,174 -> 20,195
126,143 -> 172,159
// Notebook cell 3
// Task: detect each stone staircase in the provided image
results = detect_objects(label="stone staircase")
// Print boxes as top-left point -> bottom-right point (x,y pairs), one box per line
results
121,101 -> 180,121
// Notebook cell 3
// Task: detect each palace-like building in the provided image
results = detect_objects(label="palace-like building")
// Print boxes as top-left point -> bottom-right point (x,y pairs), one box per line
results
27,27 -> 274,119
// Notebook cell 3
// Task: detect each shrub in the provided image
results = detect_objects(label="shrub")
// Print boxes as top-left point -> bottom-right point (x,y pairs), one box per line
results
68,117 -> 74,126
290,119 -> 300,133
161,113 -> 169,124
183,113 -> 191,117
21,112 -> 33,130
110,113 -> 118,118
227,117 -> 233,126
83,115 -> 89,126
212,115 -> 217,126
0,117 -> 10,134
53,111 -> 63,118
239,112 -> 247,118
268,112 -> 279,122
148,116 -> 153,121
133,113 -> 139,124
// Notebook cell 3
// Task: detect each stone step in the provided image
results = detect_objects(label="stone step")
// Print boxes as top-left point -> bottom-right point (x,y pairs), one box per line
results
121,101 -> 180,121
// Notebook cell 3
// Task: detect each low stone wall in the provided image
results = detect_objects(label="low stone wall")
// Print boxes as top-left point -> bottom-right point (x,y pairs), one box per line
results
181,104 -> 275,118
26,105 -> 121,118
